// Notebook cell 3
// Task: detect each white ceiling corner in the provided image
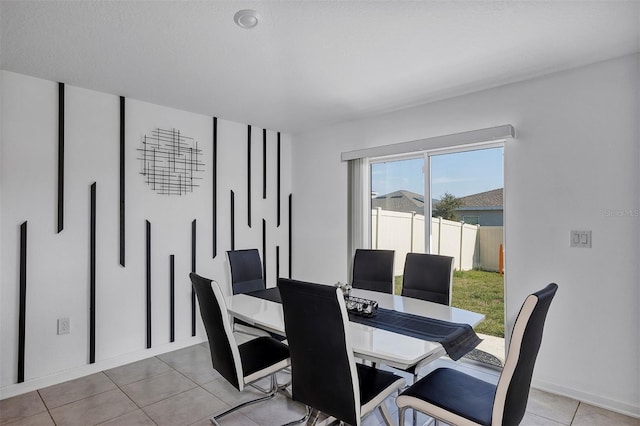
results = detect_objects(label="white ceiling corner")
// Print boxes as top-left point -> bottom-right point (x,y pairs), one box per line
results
1,1 -> 639,134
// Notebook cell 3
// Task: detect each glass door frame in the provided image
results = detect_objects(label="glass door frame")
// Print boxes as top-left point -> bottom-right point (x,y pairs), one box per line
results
367,141 -> 505,255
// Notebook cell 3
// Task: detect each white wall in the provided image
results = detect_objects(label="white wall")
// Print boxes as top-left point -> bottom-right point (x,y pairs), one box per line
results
292,54 -> 640,416
0,71 -> 292,395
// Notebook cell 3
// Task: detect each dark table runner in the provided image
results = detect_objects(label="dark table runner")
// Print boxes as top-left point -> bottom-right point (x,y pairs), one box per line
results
246,287 -> 481,361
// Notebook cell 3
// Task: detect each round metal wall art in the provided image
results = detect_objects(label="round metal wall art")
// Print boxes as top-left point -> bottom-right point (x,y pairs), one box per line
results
137,128 -> 205,195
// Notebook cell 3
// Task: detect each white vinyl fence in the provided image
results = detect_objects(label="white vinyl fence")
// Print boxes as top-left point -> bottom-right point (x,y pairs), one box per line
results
371,208 -> 503,275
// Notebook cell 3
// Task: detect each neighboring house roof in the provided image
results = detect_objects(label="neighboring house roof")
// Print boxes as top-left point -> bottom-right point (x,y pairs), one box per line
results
457,188 -> 503,211
372,190 -> 424,215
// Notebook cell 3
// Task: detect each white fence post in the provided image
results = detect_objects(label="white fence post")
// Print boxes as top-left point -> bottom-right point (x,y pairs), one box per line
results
458,222 -> 464,270
410,211 -> 416,252
375,207 -> 381,249
437,216 -> 442,254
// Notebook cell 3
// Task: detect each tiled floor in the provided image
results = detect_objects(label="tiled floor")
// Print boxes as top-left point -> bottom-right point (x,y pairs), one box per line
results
1,337 -> 638,426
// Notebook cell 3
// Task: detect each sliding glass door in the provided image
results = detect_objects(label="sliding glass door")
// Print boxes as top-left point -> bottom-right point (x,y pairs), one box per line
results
368,145 -> 506,364
370,156 -> 425,291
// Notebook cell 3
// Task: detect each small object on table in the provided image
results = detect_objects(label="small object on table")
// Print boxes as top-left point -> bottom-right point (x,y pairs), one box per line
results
335,281 -> 352,297
344,295 -> 378,317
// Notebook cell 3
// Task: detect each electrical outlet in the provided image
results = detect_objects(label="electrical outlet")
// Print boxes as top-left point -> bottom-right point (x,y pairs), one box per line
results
57,317 -> 70,335
570,230 -> 591,248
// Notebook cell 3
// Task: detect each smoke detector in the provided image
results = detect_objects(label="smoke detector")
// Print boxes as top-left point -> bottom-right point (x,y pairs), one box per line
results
234,9 -> 260,29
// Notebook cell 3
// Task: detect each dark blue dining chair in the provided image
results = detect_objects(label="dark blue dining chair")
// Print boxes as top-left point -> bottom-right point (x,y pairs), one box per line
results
396,283 -> 558,426
226,249 -> 273,338
227,249 -> 265,295
351,249 -> 395,294
190,273 -> 291,425
401,253 -> 455,305
278,278 -> 405,426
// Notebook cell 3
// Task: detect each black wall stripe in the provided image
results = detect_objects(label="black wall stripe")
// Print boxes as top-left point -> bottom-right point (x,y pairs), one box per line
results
89,183 -> 96,364
262,129 -> 267,199
212,117 -> 218,259
276,245 -> 280,282
17,221 -> 27,383
262,219 -> 266,283
247,125 -> 252,228
119,97 -> 125,267
191,219 -> 196,337
277,132 -> 281,227
288,194 -> 292,279
57,83 -> 64,233
146,220 -> 151,349
170,255 -> 175,343
231,190 -> 235,250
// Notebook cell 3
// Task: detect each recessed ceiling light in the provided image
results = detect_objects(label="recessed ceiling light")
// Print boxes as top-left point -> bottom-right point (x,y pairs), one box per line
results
234,9 -> 260,29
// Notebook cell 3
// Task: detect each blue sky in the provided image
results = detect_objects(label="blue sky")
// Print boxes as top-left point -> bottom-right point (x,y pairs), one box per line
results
371,147 -> 503,199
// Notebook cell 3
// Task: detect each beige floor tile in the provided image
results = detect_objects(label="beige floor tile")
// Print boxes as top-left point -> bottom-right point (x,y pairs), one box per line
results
38,372 -> 116,409
520,411 -> 567,425
201,377 -> 266,407
526,388 -> 579,425
104,356 -> 173,387
97,409 -> 156,426
143,387 -> 227,426
49,388 -> 137,426
121,370 -> 197,407
157,344 -> 221,385
189,411 -> 260,426
238,392 -> 308,426
571,403 -> 640,426
2,411 -> 56,426
2,411 -> 53,426
0,391 -> 47,425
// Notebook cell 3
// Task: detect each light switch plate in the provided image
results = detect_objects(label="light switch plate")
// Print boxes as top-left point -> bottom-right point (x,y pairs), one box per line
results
570,230 -> 591,248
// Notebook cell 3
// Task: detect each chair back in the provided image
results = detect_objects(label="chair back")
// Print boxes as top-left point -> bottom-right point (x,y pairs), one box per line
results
227,249 -> 265,294
190,273 -> 244,391
492,283 -> 558,425
401,253 -> 454,305
351,249 -> 395,294
278,278 -> 361,426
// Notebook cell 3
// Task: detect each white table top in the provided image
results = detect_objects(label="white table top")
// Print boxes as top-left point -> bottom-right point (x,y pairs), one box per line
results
225,287 -> 485,370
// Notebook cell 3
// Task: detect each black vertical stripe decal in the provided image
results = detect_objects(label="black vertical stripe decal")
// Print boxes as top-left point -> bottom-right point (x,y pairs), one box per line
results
146,220 -> 151,349
288,194 -> 292,279
262,129 -> 267,199
212,117 -> 218,259
262,219 -> 266,284
247,125 -> 252,228
57,82 -> 64,233
119,96 -> 125,267
90,183 -> 96,364
231,190 -> 235,250
276,245 -> 280,282
191,219 -> 196,337
170,255 -> 175,343
277,132 -> 281,227
17,221 -> 27,383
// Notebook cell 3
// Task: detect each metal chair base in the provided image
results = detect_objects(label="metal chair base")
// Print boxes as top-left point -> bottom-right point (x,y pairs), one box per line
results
210,376 -> 279,425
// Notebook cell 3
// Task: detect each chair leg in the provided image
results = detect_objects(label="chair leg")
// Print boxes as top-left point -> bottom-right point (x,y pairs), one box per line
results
210,375 -> 278,425
379,402 -> 394,426
411,372 -> 419,426
280,405 -> 312,426
399,407 -> 407,426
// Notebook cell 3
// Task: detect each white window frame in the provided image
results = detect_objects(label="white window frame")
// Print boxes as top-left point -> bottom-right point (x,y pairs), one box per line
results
346,125 -> 512,268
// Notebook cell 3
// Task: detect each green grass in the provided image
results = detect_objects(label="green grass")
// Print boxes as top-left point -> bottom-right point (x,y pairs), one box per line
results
394,269 -> 504,337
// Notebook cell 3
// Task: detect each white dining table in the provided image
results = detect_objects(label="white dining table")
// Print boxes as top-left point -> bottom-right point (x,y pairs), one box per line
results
225,287 -> 485,370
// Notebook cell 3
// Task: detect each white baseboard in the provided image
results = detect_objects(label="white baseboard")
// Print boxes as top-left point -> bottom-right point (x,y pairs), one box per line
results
532,378 -> 640,419
0,336 -> 206,400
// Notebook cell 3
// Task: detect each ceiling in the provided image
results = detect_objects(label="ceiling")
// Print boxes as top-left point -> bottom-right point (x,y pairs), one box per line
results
1,1 -> 639,134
